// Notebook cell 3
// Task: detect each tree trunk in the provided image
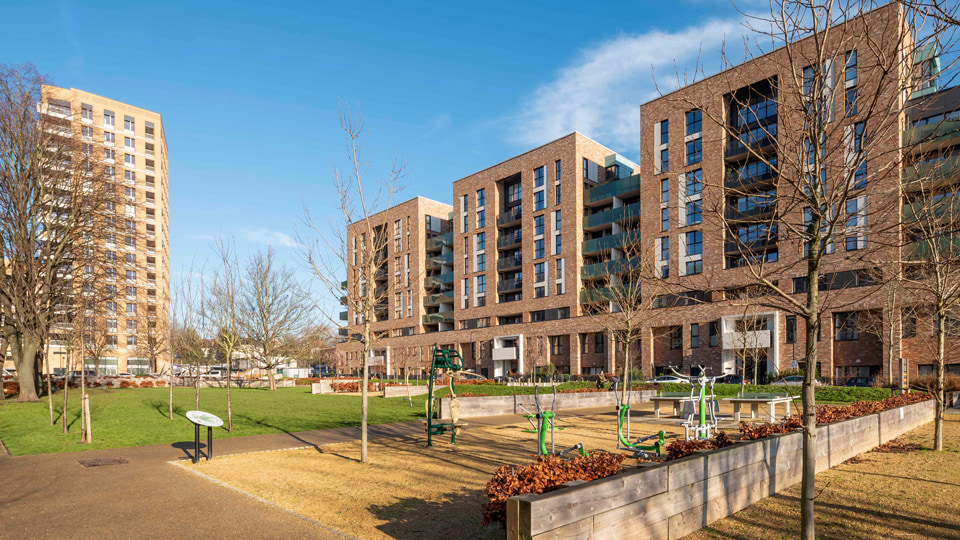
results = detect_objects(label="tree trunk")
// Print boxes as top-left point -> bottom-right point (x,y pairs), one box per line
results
168,368 -> 174,420
14,340 -> 40,402
62,375 -> 69,433
83,393 -> 92,443
267,369 -> 277,391
194,359 -> 200,410
800,315 -> 819,539
80,369 -> 87,443
934,311 -> 945,451
44,345 -> 54,425
361,348 -> 369,464
226,351 -> 233,431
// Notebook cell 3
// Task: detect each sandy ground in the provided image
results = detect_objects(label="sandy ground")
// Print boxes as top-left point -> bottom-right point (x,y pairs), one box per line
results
187,407 -> 705,539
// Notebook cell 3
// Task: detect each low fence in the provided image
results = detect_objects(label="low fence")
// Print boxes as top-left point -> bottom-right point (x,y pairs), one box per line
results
507,394 -> 952,539
382,385 -> 431,398
438,390 -> 656,419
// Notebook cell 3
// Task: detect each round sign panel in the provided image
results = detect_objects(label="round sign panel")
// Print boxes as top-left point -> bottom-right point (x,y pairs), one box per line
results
186,410 -> 224,427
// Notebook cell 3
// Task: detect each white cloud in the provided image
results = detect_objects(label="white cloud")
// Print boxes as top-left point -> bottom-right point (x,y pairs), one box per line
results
511,18 -> 745,154
241,227 -> 301,249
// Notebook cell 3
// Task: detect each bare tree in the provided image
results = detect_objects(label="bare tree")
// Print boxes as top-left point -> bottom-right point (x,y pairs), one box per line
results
205,237 -> 241,430
0,64 -> 107,402
300,103 -> 405,464
172,266 -> 209,411
239,248 -> 312,392
657,3 -> 923,537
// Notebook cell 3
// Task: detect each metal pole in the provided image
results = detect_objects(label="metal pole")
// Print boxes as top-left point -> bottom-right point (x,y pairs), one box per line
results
207,426 -> 213,461
193,423 -> 200,464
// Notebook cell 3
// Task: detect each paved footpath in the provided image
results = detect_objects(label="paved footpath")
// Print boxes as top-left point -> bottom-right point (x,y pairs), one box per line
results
0,409 -> 602,540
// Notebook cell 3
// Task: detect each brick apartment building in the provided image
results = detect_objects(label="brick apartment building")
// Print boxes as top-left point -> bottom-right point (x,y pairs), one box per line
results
337,3 -> 959,384
2,86 -> 172,375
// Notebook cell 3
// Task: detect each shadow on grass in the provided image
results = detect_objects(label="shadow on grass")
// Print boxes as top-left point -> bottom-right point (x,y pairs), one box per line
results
368,487 -> 499,540
150,400 -> 185,420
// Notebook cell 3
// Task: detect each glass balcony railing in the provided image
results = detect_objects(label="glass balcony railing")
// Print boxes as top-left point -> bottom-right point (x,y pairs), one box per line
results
584,202 -> 642,229
582,230 -> 641,254
903,195 -> 960,222
423,291 -> 454,306
422,312 -> 453,325
497,278 -> 522,292
581,257 -> 641,279
497,255 -> 522,270
905,233 -> 960,260
903,119 -> 960,147
580,287 -> 614,304
497,206 -> 523,227
903,155 -> 960,186
425,232 -> 453,251
497,233 -> 522,249
427,252 -> 454,268
586,174 -> 642,204
438,271 -> 454,283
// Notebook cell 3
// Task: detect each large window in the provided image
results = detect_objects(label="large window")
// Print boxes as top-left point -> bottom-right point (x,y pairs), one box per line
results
686,109 -> 702,135
534,166 -> 545,187
686,138 -> 702,165
535,239 -> 544,259
786,315 -> 797,343
661,208 -> 669,232
660,148 -> 669,173
690,323 -> 700,348
834,311 -> 860,341
669,326 -> 682,349
685,230 -> 702,255
686,169 -> 703,196
476,232 -> 485,251
534,191 -> 545,211
660,119 -> 669,144
535,215 -> 544,236
477,188 -> 485,207
685,201 -> 702,225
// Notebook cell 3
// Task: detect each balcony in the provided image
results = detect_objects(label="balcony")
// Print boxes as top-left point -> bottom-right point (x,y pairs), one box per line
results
422,312 -> 453,325
722,330 -> 771,349
497,206 -> 523,228
423,291 -> 454,306
497,255 -> 522,271
586,174 -> 642,205
725,236 -> 778,253
725,204 -> 776,221
497,278 -> 522,292
724,169 -> 776,190
492,347 -> 518,361
425,271 -> 454,288
725,134 -> 776,161
581,257 -> 641,279
905,233 -> 960,260
581,287 -> 619,304
584,201 -> 642,230
582,231 -> 640,254
903,119 -> 960,149
497,233 -> 522,249
427,252 -> 454,268
903,195 -> 960,222
425,232 -> 453,251
903,155 -> 960,187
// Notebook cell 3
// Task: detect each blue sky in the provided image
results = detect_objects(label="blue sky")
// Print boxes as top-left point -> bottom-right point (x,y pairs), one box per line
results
2,0 -> 776,295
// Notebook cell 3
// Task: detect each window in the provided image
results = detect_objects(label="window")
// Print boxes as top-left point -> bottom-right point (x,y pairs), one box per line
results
535,239 -> 545,259
125,136 -> 135,150
126,286 -> 137,299
902,311 -> 917,338
126,303 -> 136,315
555,160 -> 561,181
477,275 -> 486,293
595,333 -> 605,353
534,191 -> 545,211
660,119 -> 669,144
691,323 -> 700,348
104,111 -> 115,128
685,201 -> 702,225
685,138 -> 702,165
845,87 -> 857,116
535,286 -> 546,298
834,311 -> 859,341
476,232 -> 485,251
550,336 -> 564,355
669,326 -> 682,350
685,231 -> 702,256
535,262 -> 545,282
473,253 -> 484,272
104,148 -> 115,161
81,125 -> 93,139
463,214 -> 469,232
124,117 -> 135,132
477,188 -> 485,207
461,194 -> 469,212
659,209 -> 668,233
686,169 -> 703,196
852,122 -> 866,188
106,319 -> 118,332
125,154 -> 135,168
534,166 -> 545,187
125,269 -> 136,282
661,178 -> 670,203
531,310 -> 546,322
660,149 -> 669,173
104,131 -> 115,145
555,185 -> 561,206
555,234 -> 562,255
686,109 -> 702,135
685,260 -> 702,275
844,50 -> 857,82
477,210 -> 485,228
786,316 -> 797,343
845,196 -> 867,251
535,215 -> 544,236
81,103 -> 93,121
555,210 -> 561,231
660,237 -> 669,278
582,157 -> 588,179
709,321 -> 719,347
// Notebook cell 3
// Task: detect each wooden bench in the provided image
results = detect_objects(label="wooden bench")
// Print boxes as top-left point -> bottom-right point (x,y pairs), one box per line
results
724,392 -> 793,422
650,392 -> 716,418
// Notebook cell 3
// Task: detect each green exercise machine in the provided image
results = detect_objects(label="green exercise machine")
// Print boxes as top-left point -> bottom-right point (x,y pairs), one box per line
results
424,348 -> 466,447
669,365 -> 721,441
519,383 -> 588,458
613,381 -> 666,459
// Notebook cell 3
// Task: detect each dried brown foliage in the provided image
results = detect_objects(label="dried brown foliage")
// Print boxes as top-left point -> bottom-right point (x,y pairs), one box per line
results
872,438 -> 924,453
481,451 -> 625,528
665,431 -> 735,460
740,393 -> 932,440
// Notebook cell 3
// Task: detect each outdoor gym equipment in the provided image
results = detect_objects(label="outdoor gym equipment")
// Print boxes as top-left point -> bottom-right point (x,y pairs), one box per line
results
613,382 -> 665,459
424,348 -> 466,447
518,383 -> 588,458
669,365 -> 723,440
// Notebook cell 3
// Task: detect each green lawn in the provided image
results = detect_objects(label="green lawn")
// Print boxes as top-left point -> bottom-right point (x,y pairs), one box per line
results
0,387 -> 428,456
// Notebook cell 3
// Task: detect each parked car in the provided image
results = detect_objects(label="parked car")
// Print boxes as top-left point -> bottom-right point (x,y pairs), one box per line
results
646,375 -> 687,384
457,371 -> 486,380
844,376 -> 873,387
772,375 -> 822,386
203,370 -> 224,379
70,370 -> 97,379
715,374 -> 745,385
115,372 -> 134,378
2,368 -> 14,377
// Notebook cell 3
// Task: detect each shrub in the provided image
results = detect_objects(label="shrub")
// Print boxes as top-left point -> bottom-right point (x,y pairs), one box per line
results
482,451 -> 625,528
665,431 -> 734,460
911,373 -> 960,393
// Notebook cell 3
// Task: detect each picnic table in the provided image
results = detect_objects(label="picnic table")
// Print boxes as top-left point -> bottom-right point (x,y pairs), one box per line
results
650,391 -> 717,418
724,392 -> 793,422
